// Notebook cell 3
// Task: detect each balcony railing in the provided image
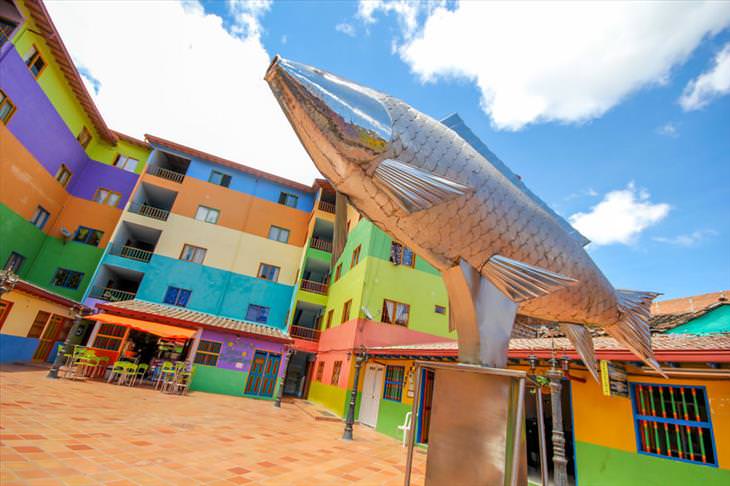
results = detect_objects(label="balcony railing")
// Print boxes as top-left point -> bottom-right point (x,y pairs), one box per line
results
318,200 -> 336,213
128,202 -> 170,221
300,279 -> 328,295
89,286 -> 137,302
310,237 -> 332,253
109,244 -> 153,263
147,165 -> 185,183
290,325 -> 321,342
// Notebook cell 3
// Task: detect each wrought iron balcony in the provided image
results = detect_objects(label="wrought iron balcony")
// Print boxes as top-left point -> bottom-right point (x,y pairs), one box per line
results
290,325 -> 321,342
128,202 -> 170,221
310,237 -> 332,253
318,200 -> 336,213
89,286 -> 137,302
300,279 -> 328,295
147,165 -> 185,183
108,244 -> 153,263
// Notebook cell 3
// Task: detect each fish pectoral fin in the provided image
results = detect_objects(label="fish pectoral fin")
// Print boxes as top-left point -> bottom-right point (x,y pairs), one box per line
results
373,159 -> 472,213
482,255 -> 578,303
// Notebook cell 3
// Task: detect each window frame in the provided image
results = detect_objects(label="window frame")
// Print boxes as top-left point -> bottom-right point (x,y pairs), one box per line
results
4,251 -> 25,273
0,299 -> 14,331
208,170 -> 232,188
194,340 -> 223,367
383,365 -> 406,402
27,311 -> 50,338
245,303 -> 270,324
0,89 -> 17,125
72,226 -> 104,247
77,126 -> 92,149
315,361 -> 325,382
350,245 -> 362,269
334,263 -> 343,282
93,188 -> 121,207
179,244 -> 207,264
257,263 -> 281,282
381,299 -> 410,326
330,360 -> 342,385
341,299 -> 352,324
630,382 -> 718,467
25,44 -> 47,79
325,309 -> 334,329
93,323 -> 126,351
278,191 -> 299,208
268,225 -> 290,243
164,287 -> 192,307
434,305 -> 447,315
55,164 -> 72,188
390,242 -> 416,267
195,205 -> 220,224
30,206 -> 50,230
51,268 -> 84,289
113,154 -> 139,173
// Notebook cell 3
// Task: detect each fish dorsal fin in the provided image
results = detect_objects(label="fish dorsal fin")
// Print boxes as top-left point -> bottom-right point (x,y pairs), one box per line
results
482,254 -> 577,302
374,159 -> 471,213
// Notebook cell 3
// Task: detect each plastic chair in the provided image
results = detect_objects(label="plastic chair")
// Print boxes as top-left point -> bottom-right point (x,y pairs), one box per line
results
107,361 -> 127,383
155,361 -> 175,390
173,366 -> 195,395
119,362 -> 138,386
398,411 -> 413,447
132,363 -> 149,386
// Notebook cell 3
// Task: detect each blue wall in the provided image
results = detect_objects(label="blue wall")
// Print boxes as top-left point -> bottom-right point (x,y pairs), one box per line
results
0,334 -> 40,363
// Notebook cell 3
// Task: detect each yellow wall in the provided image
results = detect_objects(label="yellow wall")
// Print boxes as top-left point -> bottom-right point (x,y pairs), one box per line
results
1,291 -> 71,337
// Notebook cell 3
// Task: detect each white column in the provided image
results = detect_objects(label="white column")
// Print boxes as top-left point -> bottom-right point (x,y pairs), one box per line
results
86,321 -> 102,347
186,328 -> 203,365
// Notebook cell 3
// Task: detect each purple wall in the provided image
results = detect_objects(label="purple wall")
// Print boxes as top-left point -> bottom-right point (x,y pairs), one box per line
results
0,47 -> 137,205
201,328 -> 286,375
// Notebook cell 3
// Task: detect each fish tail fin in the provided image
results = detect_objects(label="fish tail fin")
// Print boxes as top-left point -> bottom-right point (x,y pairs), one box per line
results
606,289 -> 665,377
560,323 -> 600,382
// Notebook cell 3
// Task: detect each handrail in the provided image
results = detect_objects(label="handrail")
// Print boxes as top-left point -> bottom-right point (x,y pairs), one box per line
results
128,202 -> 170,221
300,279 -> 328,295
318,200 -> 336,213
109,244 -> 153,263
147,165 -> 185,183
290,325 -> 321,342
89,286 -> 137,302
310,237 -> 333,253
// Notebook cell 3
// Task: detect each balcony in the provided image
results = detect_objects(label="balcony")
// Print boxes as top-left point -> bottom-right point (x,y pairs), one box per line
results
128,202 -> 170,221
310,237 -> 332,253
290,325 -> 321,342
318,199 -> 335,213
108,244 -> 153,263
300,279 -> 328,295
89,286 -> 136,302
147,165 -> 185,183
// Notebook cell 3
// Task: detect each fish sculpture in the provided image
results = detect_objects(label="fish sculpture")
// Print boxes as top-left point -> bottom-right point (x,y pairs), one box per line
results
265,57 -> 661,379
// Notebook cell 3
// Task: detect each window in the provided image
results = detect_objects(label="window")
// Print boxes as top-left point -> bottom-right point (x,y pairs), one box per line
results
257,263 -> 280,282
4,252 -> 25,273
341,299 -> 352,323
24,45 -> 46,78
278,191 -> 298,208
383,365 -> 406,402
93,188 -> 121,207
209,170 -> 232,188
381,299 -> 410,326
73,226 -> 104,246
1,18 -> 18,49
325,309 -> 334,329
268,225 -> 290,243
194,340 -> 222,366
180,244 -> 207,264
331,361 -> 342,385
164,287 -> 191,307
93,324 -> 126,351
0,90 -> 16,125
0,299 -> 14,331
30,206 -> 50,230
195,205 -> 220,224
113,154 -> 139,172
351,245 -> 361,268
55,164 -> 72,188
435,305 -> 447,315
51,268 -> 84,289
630,383 -> 717,466
246,304 -> 270,324
390,242 -> 415,267
316,361 -> 325,381
334,263 -> 342,282
77,126 -> 92,149
27,311 -> 50,338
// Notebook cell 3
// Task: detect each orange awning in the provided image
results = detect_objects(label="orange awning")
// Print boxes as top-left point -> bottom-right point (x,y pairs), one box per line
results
90,313 -> 196,339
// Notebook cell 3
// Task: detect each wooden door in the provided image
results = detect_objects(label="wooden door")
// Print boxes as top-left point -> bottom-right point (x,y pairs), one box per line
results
32,315 -> 71,361
419,369 -> 435,444
245,351 -> 281,397
358,364 -> 384,427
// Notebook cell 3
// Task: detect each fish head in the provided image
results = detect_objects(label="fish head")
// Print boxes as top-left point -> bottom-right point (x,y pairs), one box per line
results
265,56 -> 392,187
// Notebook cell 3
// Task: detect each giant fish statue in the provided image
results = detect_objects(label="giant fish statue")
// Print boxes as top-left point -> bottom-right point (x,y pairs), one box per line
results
265,57 -> 661,378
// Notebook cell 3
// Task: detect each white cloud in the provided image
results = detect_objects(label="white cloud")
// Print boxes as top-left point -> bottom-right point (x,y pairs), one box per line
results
656,122 -> 679,137
226,0 -> 272,38
363,1 -> 730,130
569,183 -> 670,245
358,0 -> 425,38
679,42 -> 730,110
45,1 -> 320,185
653,230 -> 718,247
335,22 -> 356,37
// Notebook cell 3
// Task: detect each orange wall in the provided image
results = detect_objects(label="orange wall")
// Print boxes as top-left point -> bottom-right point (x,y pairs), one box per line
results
47,197 -> 121,247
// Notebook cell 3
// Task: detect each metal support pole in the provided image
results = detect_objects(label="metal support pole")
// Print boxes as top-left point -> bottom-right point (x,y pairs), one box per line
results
274,348 -> 294,408
343,347 -> 367,440
47,306 -> 84,379
547,366 -> 568,486
535,384 -> 549,486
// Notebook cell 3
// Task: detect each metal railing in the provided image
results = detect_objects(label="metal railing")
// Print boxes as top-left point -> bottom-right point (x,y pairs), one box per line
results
128,202 -> 170,221
109,244 -> 153,263
300,279 -> 328,295
310,237 -> 333,253
89,286 -> 137,302
290,325 -> 321,342
147,165 -> 185,183
318,200 -> 336,213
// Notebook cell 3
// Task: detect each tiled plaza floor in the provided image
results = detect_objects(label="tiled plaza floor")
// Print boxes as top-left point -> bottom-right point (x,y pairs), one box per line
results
0,365 -> 426,485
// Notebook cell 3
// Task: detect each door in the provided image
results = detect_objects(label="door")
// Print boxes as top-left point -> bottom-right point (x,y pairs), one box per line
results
358,364 -> 385,427
418,369 -> 435,444
245,350 -> 281,397
32,315 -> 71,361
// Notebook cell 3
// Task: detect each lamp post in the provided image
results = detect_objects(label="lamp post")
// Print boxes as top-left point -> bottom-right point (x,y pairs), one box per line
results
546,356 -> 568,486
0,269 -> 19,298
47,305 -> 85,379
343,345 -> 367,440
274,347 -> 294,408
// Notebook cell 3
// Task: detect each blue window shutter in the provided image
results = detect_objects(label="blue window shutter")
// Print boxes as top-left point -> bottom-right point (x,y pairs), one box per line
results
178,289 -> 191,307
164,287 -> 178,305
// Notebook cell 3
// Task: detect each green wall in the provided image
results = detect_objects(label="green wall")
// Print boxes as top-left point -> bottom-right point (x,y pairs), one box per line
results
0,204 -> 46,279
667,305 -> 730,335
190,364 -> 248,396
375,398 -> 412,440
575,441 -> 730,486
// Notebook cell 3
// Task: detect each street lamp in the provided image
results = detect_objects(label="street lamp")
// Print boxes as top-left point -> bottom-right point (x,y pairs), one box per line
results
0,269 -> 20,297
274,348 -> 294,408
47,305 -> 86,379
343,345 -> 368,440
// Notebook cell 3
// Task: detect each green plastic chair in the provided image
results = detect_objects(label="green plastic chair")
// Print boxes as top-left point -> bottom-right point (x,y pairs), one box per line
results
155,361 -> 175,390
108,361 -> 127,383
118,362 -> 138,386
133,363 -> 149,386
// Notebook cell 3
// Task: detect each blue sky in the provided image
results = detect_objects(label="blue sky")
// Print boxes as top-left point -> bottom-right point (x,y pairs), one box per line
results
48,1 -> 729,300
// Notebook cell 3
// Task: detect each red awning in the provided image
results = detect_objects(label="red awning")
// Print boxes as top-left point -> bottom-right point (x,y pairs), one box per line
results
90,313 -> 196,339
